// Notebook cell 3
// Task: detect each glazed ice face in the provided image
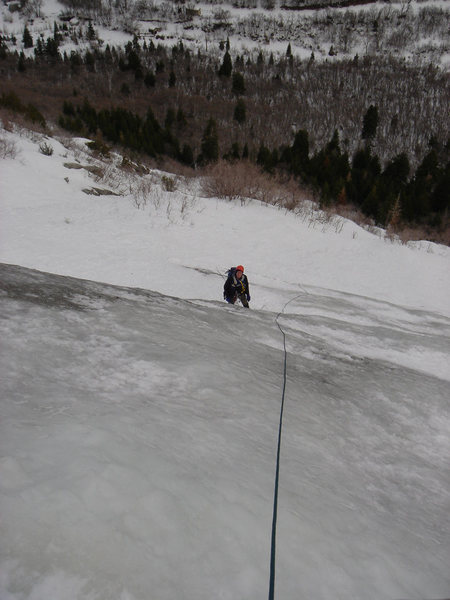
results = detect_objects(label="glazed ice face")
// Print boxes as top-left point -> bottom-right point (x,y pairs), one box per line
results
1,262 -> 449,600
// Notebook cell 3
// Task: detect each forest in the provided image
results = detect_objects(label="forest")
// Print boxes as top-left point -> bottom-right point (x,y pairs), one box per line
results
0,10 -> 448,240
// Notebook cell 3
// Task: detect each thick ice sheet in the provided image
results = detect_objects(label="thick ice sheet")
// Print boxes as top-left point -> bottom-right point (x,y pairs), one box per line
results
1,264 -> 449,600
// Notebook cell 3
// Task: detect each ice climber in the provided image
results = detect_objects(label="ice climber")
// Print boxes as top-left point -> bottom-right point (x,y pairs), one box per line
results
223,265 -> 250,308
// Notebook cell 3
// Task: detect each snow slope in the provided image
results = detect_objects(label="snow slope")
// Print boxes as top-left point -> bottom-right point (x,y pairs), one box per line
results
0,126 -> 450,600
1,127 -> 449,317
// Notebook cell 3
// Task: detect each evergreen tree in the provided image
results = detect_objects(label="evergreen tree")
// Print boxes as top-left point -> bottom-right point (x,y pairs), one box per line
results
17,51 -> 26,72
431,163 -> 450,214
87,20 -> 96,41
45,36 -> 59,58
309,130 -> 349,202
63,100 -> 76,116
375,153 -> 409,224
53,22 -> 61,44
347,147 -> 381,208
404,150 -> 438,222
232,72 -> 245,95
271,148 -> 279,166
169,70 -> 176,87
0,38 -> 7,59
85,50 -> 95,71
218,51 -> 232,77
117,56 -> 128,71
199,118 -> 219,164
135,66 -> 143,80
361,184 -> 379,219
79,99 -> 98,135
23,26 -> 33,48
165,107 -> 176,129
34,37 -> 44,57
231,142 -> 240,160
290,129 -> 309,178
120,83 -> 131,96
233,99 -> 246,124
180,143 -> 194,167
257,144 -> 276,172
103,45 -> 113,63
224,142 -> 240,161
126,49 -> 141,71
69,50 -> 82,70
176,108 -> 187,129
144,71 -> 156,87
362,105 -> 379,141
132,34 -> 140,52
383,153 -> 410,189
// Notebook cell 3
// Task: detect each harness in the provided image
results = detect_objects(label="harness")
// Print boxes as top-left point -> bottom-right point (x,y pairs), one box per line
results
232,273 -> 246,295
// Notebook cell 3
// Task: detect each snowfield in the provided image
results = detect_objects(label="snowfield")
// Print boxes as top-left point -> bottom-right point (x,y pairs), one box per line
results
0,126 -> 449,600
1,128 -> 449,316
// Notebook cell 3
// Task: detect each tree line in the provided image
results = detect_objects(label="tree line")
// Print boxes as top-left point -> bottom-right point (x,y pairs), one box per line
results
2,25 -> 448,166
54,95 -> 449,231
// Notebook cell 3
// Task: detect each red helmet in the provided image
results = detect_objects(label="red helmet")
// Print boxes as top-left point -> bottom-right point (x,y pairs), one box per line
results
236,265 -> 244,273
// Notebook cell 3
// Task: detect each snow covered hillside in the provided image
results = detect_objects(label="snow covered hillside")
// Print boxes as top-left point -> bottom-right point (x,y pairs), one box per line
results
1,126 -> 450,599
1,127 -> 449,315
1,0 -> 449,66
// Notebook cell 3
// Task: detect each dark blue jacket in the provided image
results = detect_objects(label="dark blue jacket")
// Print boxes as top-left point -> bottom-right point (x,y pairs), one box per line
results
224,268 -> 250,300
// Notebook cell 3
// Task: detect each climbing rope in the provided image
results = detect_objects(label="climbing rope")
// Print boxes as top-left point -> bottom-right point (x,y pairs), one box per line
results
268,291 -> 306,600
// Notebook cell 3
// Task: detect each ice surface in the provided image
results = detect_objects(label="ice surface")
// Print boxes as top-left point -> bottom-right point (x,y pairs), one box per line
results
1,263 -> 449,600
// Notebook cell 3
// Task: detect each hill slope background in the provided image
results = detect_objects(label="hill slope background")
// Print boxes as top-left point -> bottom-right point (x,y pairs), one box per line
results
1,0 -> 449,240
